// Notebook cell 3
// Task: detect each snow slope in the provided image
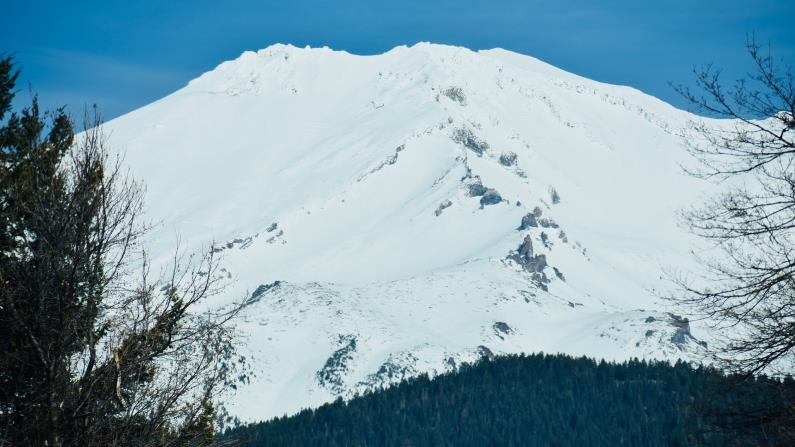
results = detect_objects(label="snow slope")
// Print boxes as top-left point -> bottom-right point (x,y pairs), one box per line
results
105,43 -> 713,421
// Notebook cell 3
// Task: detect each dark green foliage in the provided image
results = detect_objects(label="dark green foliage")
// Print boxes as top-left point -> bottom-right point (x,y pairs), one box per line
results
223,353 -> 794,447
0,54 -> 245,447
0,54 -> 19,121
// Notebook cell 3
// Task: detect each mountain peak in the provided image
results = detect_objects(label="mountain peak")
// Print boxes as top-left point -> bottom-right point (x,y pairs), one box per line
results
106,42 -> 710,421
180,41 -> 657,110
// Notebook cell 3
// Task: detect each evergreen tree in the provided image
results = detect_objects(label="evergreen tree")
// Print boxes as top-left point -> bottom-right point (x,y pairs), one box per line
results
0,56 -> 246,446
222,353 -> 794,447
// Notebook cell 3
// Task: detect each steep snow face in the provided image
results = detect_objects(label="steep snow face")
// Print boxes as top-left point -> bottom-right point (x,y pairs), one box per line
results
105,43 -> 712,421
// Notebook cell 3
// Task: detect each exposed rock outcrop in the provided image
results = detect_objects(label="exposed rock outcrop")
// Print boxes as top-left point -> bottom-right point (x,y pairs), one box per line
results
356,352 -> 419,394
249,281 -> 282,303
316,335 -> 358,395
540,232 -> 550,248
493,322 -> 513,340
509,236 -> 547,273
667,314 -> 707,350
499,152 -> 517,166
518,212 -> 538,229
468,181 -> 488,197
538,218 -> 559,229
477,345 -> 495,360
452,127 -> 489,155
480,189 -> 502,206
435,200 -> 452,216
549,186 -> 561,204
442,86 -> 467,105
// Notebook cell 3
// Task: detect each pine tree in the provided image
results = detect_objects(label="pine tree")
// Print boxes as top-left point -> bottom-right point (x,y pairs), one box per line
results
0,55 -> 247,447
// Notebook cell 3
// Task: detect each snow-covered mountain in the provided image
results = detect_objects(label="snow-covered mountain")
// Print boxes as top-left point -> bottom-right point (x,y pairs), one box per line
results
105,43 -> 713,421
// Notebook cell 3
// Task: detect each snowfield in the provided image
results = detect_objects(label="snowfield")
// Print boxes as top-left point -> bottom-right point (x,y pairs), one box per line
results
105,43 -> 715,421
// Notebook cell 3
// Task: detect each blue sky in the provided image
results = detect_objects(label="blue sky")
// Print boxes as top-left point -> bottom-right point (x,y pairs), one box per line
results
3,0 -> 794,120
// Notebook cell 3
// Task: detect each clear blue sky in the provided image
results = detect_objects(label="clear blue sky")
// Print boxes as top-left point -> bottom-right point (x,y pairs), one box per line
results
3,0 -> 794,120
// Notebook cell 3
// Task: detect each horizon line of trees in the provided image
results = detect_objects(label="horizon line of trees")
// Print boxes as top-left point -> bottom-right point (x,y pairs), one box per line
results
222,352 -> 795,447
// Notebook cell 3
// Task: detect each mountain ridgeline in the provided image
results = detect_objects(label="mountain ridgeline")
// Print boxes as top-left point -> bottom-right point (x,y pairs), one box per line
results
222,353 -> 793,447
106,43 -> 717,419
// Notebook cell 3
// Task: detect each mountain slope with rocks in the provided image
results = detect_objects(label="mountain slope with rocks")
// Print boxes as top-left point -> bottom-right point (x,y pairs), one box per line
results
104,43 -> 713,421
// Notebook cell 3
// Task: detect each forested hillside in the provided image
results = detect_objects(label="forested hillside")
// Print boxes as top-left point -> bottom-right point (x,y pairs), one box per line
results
222,353 -> 793,446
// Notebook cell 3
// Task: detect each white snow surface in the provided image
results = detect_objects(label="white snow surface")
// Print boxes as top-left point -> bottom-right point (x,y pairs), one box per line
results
104,43 -> 715,422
